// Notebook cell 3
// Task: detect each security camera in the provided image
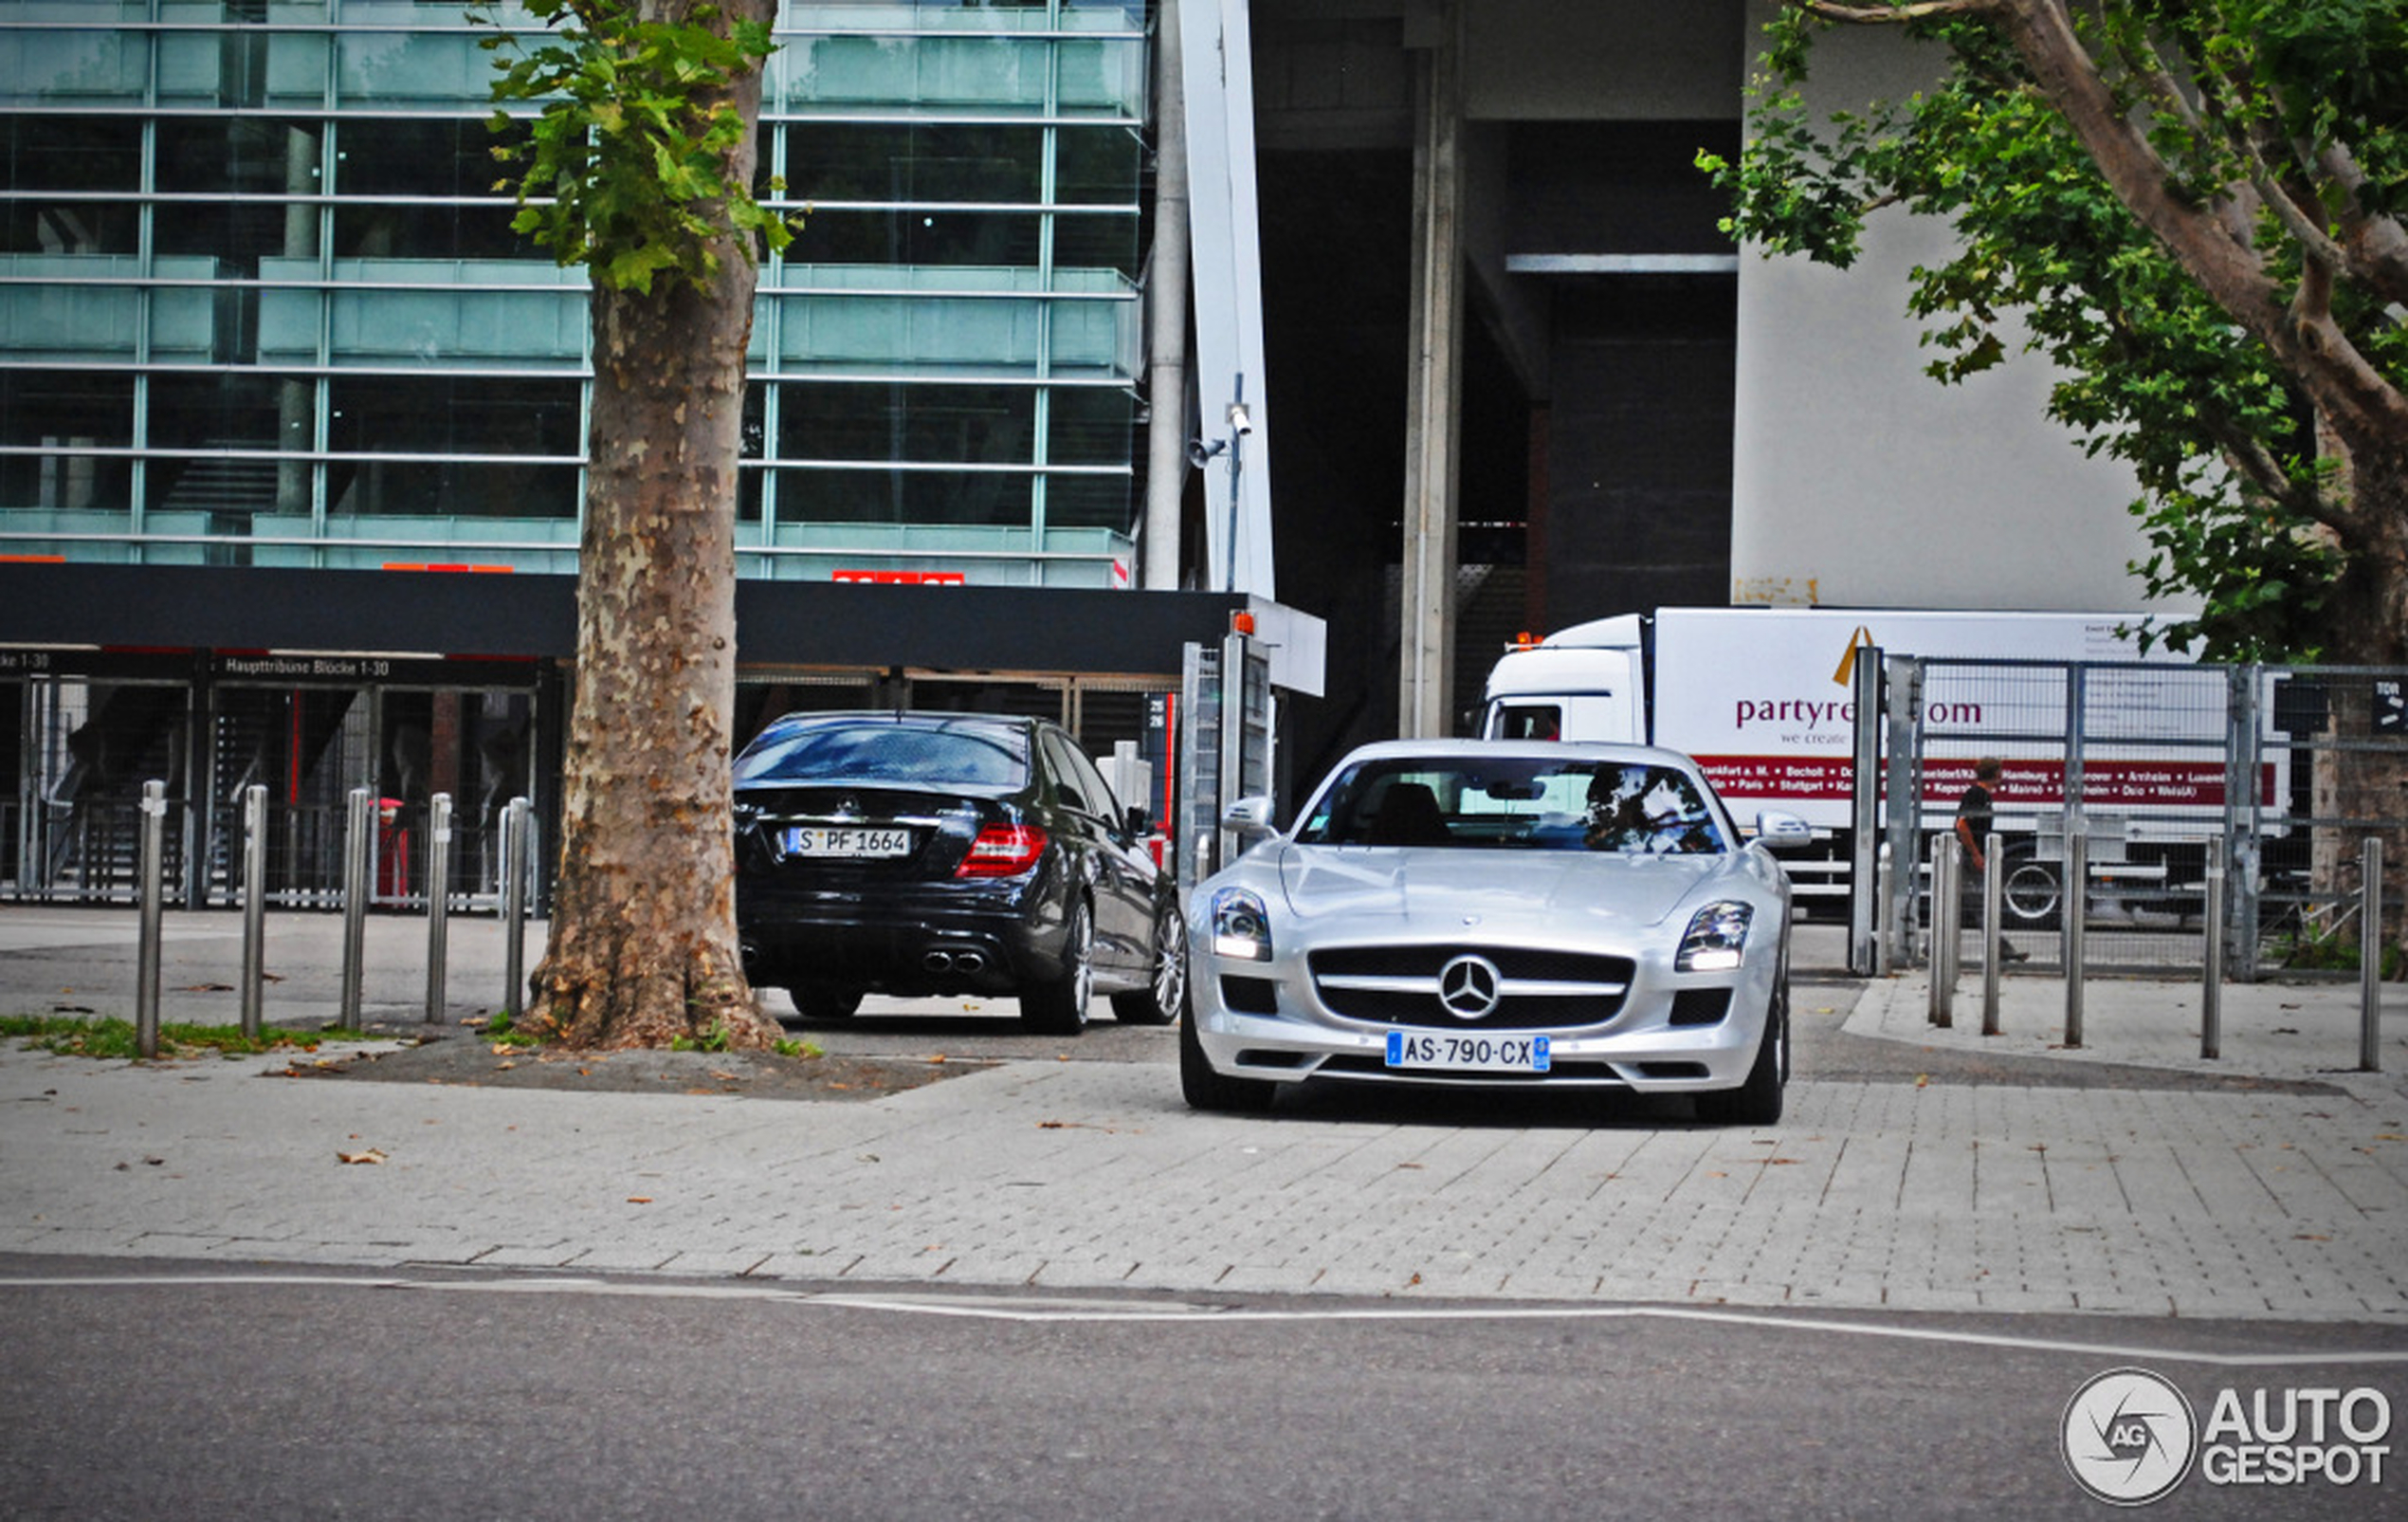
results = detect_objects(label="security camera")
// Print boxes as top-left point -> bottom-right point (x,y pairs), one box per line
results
1227,402 -> 1254,437
1186,438 -> 1221,469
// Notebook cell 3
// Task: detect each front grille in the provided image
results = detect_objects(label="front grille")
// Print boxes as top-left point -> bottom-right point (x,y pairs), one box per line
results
1306,945 -> 1634,1031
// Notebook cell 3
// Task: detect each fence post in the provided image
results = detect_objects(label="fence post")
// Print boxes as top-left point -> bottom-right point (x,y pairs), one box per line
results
339,785 -> 371,1032
425,793 -> 452,1025
1929,834 -> 1956,1028
501,795 -> 530,1019
2064,830 -> 2087,1049
2362,836 -> 2384,1073
135,779 -> 166,1060
2201,843 -> 2225,1061
1980,831 -> 2004,1036
240,782 -> 266,1040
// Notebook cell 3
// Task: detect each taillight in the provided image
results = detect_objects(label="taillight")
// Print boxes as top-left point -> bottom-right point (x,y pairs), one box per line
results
957,823 -> 1047,878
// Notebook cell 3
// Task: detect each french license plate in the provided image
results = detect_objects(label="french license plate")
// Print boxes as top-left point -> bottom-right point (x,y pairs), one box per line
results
1384,1031 -> 1551,1073
781,826 -> 913,859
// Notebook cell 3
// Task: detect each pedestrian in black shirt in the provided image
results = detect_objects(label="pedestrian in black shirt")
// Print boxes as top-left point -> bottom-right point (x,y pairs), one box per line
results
1955,757 -> 2029,962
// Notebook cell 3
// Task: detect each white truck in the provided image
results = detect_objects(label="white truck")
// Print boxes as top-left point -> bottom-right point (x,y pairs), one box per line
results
1479,606 -> 2253,922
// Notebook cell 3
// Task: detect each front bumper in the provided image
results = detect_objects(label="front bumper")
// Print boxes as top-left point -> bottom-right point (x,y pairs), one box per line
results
1184,929 -> 1779,1092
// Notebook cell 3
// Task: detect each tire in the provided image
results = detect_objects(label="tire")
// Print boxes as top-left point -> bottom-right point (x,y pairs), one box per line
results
1110,903 -> 1187,1025
1019,895 -> 1095,1035
2000,852 -> 2063,930
788,985 -> 862,1022
1697,969 -> 1787,1127
1178,991 -> 1277,1112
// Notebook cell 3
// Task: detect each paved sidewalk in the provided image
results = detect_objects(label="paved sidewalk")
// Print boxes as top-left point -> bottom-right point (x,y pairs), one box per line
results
2,905 -> 2406,1323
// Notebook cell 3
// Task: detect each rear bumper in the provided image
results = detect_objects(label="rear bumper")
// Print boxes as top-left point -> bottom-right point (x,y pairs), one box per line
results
737,878 -> 1064,997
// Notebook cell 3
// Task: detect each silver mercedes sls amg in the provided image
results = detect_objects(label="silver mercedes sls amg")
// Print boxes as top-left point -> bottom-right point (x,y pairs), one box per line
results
1180,740 -> 1808,1124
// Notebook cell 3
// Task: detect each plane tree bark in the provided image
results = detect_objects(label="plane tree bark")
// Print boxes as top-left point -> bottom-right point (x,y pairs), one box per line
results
481,0 -> 791,1046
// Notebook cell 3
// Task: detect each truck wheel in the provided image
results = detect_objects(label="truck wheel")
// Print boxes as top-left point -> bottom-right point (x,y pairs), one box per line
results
2001,852 -> 2063,929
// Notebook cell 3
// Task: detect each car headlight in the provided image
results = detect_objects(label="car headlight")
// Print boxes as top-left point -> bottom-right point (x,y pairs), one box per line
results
1677,901 -> 1752,972
1209,887 -> 1273,962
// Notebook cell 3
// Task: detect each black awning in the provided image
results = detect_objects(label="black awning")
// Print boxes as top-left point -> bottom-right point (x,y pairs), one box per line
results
0,563 -> 1254,681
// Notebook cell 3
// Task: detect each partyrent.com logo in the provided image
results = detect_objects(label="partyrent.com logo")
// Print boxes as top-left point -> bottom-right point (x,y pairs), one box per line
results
2062,1367 -> 2394,1506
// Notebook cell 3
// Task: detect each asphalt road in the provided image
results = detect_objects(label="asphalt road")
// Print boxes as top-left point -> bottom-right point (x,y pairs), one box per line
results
5,1262 -> 2402,1522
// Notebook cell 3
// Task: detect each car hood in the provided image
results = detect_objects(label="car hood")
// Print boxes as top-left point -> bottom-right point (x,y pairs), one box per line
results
1268,846 -> 1722,932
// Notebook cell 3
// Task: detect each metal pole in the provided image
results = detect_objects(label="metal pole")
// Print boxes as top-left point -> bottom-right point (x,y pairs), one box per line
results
1981,829 -> 2004,1036
240,782 -> 266,1039
425,792 -> 451,1025
2362,835 -> 2383,1073
135,779 -> 165,1060
2201,841 -> 2225,1060
1929,834 -> 1955,1028
2064,830 -> 2087,1049
501,795 -> 529,1018
339,785 -> 370,1032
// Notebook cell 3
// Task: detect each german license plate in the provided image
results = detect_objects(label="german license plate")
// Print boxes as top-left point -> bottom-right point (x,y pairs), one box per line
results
782,826 -> 913,859
1384,1031 -> 1551,1073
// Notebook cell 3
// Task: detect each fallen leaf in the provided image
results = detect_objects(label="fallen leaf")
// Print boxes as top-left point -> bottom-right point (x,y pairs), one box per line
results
628,1196 -> 653,1205
337,1148 -> 387,1165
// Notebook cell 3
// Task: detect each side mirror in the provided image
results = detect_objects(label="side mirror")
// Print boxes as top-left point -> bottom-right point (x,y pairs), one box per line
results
1752,810 -> 1814,850
1123,804 -> 1151,838
1221,796 -> 1276,843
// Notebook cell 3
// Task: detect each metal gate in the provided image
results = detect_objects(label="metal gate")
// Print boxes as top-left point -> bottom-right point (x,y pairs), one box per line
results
1177,628 -> 1274,890
1856,654 -> 2408,981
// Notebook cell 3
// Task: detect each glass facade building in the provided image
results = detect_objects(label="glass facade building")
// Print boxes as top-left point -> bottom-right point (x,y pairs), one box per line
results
0,0 -> 1150,586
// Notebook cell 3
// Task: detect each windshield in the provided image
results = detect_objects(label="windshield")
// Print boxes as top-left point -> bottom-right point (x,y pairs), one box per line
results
734,718 -> 1029,791
1293,757 -> 1726,853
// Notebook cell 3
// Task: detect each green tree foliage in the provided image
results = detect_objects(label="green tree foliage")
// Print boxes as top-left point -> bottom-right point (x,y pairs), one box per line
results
477,0 -> 793,294
1701,1 -> 2408,663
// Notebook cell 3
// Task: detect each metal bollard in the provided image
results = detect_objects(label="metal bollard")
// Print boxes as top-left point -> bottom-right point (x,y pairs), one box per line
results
1980,830 -> 2003,1036
2064,831 -> 2087,1049
425,793 -> 452,1025
2362,836 -> 2384,1073
2201,849 -> 2224,1061
135,779 -> 166,1060
500,795 -> 530,1018
340,785 -> 371,1032
1929,834 -> 1957,1028
240,782 -> 266,1039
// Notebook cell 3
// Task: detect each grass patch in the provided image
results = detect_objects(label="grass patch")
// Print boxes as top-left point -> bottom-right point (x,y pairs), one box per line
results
470,1010 -> 544,1049
0,1013 -> 387,1062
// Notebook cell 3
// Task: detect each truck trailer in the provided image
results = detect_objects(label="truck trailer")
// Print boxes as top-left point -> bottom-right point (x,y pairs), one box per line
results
1480,607 -> 2260,923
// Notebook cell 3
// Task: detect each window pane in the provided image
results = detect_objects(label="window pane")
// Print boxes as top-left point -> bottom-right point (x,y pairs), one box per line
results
771,465 -> 1031,528
1042,471 -> 1131,531
777,380 -> 1032,465
1055,124 -> 1138,206
784,123 -> 1042,205
328,376 -> 579,456
1048,386 -> 1130,467
787,209 -> 1040,267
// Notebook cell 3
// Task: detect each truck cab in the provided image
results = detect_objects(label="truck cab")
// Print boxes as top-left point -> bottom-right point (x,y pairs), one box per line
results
1477,614 -> 1648,743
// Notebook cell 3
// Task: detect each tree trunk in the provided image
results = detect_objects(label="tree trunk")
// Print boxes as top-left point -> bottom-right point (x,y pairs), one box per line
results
528,4 -> 778,1050
2305,443 -> 2408,974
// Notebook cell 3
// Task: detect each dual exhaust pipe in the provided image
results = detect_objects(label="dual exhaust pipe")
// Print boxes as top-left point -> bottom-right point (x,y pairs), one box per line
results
921,946 -> 987,975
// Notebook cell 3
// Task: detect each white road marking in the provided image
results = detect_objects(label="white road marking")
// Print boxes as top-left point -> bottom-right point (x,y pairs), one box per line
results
5,1269 -> 2405,1367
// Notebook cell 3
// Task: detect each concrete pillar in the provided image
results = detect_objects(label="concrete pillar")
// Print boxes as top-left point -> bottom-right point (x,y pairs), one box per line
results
1397,2 -> 1464,738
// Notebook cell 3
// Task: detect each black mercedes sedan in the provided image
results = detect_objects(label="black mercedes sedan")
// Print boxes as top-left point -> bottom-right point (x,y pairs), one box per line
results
731,710 -> 1185,1035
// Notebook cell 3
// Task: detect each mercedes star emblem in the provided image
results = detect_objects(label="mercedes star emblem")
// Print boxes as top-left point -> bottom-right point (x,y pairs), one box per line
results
1437,954 -> 1504,1020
